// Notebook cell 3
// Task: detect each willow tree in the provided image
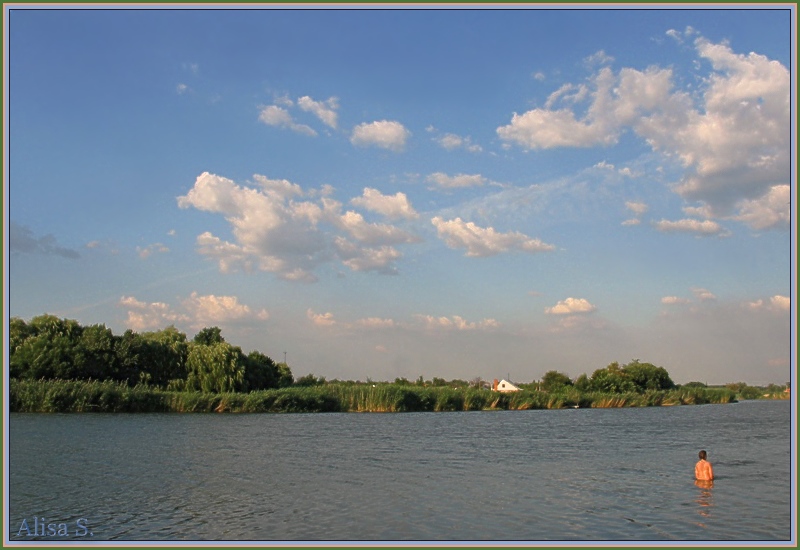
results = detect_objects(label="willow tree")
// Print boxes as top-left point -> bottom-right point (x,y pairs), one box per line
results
185,342 -> 246,393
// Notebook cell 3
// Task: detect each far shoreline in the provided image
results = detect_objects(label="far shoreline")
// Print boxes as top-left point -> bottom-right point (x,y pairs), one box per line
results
11,378 -> 788,415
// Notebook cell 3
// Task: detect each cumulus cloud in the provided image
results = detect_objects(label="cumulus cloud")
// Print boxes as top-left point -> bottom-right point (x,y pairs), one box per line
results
178,172 -> 419,281
334,237 -> 402,275
297,95 -> 339,129
497,35 -> 790,229
661,296 -> 691,305
432,132 -> 482,153
749,295 -> 791,313
258,105 -> 317,136
770,295 -> 790,311
336,210 -> 419,246
350,188 -> 419,220
584,50 -> 615,67
356,317 -> 396,328
691,288 -> 717,302
119,293 -> 267,332
730,185 -> 790,230
415,314 -> 499,331
431,217 -> 555,257
653,218 -> 727,236
307,308 -> 336,327
625,201 -> 649,216
10,222 -> 80,259
622,200 -> 649,226
545,297 -> 597,315
136,243 -> 170,259
350,120 -> 410,152
426,172 -> 487,189
118,296 -> 190,332
184,292 -> 268,327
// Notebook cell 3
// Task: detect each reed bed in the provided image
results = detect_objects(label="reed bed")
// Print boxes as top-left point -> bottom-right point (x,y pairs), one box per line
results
9,379 -> 739,414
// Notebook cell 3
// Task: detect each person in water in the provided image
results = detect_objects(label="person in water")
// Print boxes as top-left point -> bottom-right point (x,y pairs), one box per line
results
695,450 -> 714,481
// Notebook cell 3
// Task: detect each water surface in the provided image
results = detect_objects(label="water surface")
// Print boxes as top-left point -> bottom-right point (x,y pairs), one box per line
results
7,400 -> 793,542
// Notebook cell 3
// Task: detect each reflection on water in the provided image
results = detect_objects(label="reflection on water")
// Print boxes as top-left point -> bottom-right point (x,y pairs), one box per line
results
694,479 -> 714,526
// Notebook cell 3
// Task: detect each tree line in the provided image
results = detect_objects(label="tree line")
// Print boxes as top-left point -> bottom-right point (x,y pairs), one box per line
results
9,315 -> 293,393
9,315 -> 788,400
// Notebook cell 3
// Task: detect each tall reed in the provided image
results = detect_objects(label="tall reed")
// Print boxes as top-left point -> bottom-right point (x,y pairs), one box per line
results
9,379 -> 739,414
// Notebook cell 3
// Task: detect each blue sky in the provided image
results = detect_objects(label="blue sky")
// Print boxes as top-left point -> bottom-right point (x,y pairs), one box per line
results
6,6 -> 794,385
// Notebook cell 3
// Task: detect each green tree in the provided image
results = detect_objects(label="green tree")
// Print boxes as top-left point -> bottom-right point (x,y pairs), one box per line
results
589,362 -> 636,393
193,326 -> 225,346
621,360 -> 675,392
10,315 -> 83,380
275,362 -> 294,388
295,373 -> 326,387
243,350 -> 279,391
185,342 -> 246,393
73,324 -> 116,380
682,381 -> 707,388
139,326 -> 189,386
113,329 -> 147,384
541,370 -> 573,392
573,373 -> 591,392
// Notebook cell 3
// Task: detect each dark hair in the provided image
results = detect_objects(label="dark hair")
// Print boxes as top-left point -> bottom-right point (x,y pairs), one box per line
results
699,450 -> 707,460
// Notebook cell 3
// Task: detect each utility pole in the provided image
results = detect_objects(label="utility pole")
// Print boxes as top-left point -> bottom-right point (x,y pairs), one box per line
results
284,351 -> 287,365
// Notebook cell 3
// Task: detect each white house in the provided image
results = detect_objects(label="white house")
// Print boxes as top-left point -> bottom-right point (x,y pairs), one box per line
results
492,378 -> 521,392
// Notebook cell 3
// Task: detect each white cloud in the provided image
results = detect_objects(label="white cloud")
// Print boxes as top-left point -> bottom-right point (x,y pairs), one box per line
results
665,39 -> 790,216
415,314 -> 499,331
584,49 -> 615,66
178,172 -> 329,281
730,185 -> 790,230
334,237 -> 402,275
356,317 -> 396,328
691,288 -> 717,302
178,173 -> 422,279
434,132 -> 482,153
336,210 -> 419,246
119,293 -> 267,332
662,296 -> 691,305
622,200 -> 649,227
625,201 -> 649,216
297,95 -> 339,129
307,308 -> 336,327
666,29 -> 683,43
350,188 -> 419,220
497,36 -> 790,227
548,314 -> 607,333
744,295 -> 790,313
258,105 -> 317,136
426,172 -> 486,189
184,292 -> 268,327
532,71 -> 546,81
545,297 -> 596,315
136,243 -> 170,259
770,295 -> 790,311
431,217 -> 555,257
746,299 -> 765,311
118,296 -> 190,332
350,120 -> 410,152
176,83 -> 189,95
653,218 -> 727,236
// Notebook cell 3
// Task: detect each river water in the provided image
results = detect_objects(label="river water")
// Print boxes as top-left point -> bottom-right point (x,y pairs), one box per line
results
6,399 -> 794,543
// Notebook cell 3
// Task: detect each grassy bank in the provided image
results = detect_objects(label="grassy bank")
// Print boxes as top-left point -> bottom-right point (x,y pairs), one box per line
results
9,379 -> 740,413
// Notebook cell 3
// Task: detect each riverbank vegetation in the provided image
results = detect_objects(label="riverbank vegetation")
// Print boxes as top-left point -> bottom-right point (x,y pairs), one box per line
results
9,315 -> 789,413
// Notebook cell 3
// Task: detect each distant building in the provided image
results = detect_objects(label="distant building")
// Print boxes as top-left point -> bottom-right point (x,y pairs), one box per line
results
492,378 -> 521,393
